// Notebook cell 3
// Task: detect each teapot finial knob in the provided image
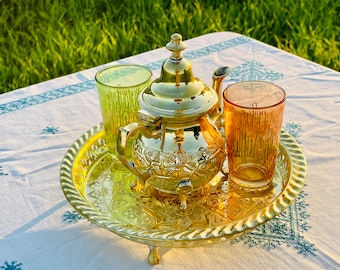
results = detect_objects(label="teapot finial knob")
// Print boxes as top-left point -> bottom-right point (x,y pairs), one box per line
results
166,33 -> 187,60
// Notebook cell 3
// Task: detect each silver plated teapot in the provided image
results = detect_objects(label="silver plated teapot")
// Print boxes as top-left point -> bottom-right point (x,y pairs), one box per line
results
116,33 -> 230,209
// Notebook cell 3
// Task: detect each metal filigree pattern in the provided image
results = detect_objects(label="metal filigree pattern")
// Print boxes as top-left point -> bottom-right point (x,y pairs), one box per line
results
60,123 -> 306,248
132,137 -> 225,193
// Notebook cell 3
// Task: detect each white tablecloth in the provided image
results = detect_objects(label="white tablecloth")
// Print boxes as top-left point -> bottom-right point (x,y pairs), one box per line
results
1,32 -> 339,270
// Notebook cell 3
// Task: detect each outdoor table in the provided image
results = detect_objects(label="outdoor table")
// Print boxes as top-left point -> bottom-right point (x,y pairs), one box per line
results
1,32 -> 339,270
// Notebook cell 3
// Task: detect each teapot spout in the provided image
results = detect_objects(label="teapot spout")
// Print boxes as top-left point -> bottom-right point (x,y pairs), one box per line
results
212,66 -> 231,115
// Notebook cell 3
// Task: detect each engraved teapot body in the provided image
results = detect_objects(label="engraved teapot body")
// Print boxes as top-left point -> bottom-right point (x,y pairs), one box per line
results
116,33 -> 229,208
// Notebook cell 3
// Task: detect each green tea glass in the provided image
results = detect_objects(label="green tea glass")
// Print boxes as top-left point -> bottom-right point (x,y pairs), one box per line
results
95,64 -> 152,155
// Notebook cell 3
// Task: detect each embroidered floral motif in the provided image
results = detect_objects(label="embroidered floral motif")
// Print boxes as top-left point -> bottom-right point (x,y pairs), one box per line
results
42,126 -> 59,134
231,123 -> 316,256
231,188 -> 316,256
230,59 -> 284,82
0,261 -> 23,270
62,210 -> 83,224
283,122 -> 302,144
0,165 -> 8,176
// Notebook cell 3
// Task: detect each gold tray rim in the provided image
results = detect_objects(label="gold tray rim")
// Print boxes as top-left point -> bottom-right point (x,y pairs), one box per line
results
60,123 -> 307,245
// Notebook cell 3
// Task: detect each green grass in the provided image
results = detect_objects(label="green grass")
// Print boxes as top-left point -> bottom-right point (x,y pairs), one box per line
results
1,0 -> 339,94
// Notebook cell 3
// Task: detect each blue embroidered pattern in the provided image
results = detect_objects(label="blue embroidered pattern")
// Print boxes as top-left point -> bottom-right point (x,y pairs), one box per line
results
0,81 -> 96,116
144,35 -> 251,71
0,165 -> 8,176
231,189 -> 315,256
0,36 -> 250,116
0,261 -> 23,270
231,123 -> 316,256
230,59 -> 284,82
42,126 -> 59,134
62,210 -> 83,224
283,122 -> 302,144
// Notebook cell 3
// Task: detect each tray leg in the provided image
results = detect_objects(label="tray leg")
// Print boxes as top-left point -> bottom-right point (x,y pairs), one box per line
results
147,245 -> 160,265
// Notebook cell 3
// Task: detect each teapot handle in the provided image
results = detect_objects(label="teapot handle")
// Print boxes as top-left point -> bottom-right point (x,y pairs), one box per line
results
116,122 -> 149,186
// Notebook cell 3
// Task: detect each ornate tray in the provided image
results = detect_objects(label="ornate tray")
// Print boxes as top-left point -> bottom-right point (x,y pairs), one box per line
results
60,123 -> 307,264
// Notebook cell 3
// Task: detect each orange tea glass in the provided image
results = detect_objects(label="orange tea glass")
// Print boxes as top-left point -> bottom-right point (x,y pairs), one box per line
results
223,81 -> 286,190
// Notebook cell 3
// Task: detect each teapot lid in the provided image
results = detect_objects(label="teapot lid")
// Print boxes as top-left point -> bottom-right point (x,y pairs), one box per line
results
138,33 -> 218,123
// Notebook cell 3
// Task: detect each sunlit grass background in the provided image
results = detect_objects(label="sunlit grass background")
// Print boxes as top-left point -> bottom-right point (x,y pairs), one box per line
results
1,0 -> 339,94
